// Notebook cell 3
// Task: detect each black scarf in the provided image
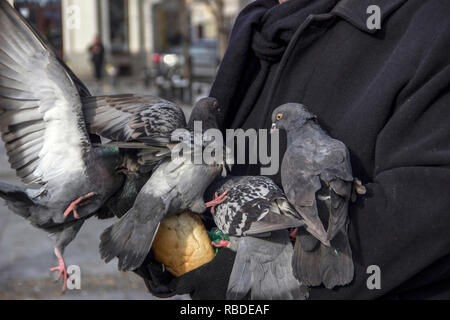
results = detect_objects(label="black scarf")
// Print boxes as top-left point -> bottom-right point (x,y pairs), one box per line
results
210,0 -> 338,129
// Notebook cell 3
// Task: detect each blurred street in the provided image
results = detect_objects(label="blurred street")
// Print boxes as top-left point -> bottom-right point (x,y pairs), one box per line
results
0,79 -> 195,300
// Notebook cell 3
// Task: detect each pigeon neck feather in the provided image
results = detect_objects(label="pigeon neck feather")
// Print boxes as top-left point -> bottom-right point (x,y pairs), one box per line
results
286,119 -> 322,146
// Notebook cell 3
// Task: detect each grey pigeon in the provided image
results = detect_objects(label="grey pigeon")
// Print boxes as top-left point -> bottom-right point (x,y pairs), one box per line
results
99,97 -> 229,271
205,175 -> 308,300
0,1 -> 186,290
271,103 -> 354,289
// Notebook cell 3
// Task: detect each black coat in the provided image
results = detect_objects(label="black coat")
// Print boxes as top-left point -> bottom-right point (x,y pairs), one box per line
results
210,0 -> 450,299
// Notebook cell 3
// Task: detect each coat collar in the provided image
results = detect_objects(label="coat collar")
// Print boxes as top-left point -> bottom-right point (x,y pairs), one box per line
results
331,0 -> 408,33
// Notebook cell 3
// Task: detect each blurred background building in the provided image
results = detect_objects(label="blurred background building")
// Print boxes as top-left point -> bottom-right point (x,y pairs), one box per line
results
9,0 -> 252,83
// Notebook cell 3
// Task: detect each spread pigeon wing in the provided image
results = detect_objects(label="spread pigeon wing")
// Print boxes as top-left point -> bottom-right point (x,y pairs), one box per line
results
0,1 -> 91,185
82,94 -> 186,166
82,94 -> 186,143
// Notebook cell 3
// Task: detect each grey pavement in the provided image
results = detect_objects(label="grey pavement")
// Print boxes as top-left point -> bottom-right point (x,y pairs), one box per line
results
0,79 -> 196,300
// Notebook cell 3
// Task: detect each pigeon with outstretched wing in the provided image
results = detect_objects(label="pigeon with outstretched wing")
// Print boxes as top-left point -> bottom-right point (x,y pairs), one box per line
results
0,1 -> 186,290
0,0 -> 125,290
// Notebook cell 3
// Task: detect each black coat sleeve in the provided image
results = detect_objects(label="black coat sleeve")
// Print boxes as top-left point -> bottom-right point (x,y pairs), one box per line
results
310,25 -> 450,299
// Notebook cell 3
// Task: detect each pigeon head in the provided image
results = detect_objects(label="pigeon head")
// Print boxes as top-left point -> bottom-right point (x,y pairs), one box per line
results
271,103 -> 316,133
188,97 -> 223,130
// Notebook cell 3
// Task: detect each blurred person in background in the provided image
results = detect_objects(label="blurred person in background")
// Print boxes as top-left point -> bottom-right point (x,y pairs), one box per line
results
88,35 -> 105,81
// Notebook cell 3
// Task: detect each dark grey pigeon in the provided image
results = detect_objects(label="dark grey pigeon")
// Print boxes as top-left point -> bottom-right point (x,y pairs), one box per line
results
0,1 -> 124,290
205,175 -> 308,300
99,97 -> 229,271
271,103 -> 354,289
0,1 -> 186,290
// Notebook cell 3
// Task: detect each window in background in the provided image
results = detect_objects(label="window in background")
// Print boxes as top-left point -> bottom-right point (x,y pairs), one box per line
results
14,0 -> 63,58
109,0 -> 129,54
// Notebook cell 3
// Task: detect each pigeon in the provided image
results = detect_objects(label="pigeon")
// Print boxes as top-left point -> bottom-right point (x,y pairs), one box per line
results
271,103 -> 355,289
205,175 -> 308,300
227,232 -> 309,300
81,93 -> 188,177
84,95 -> 188,219
0,1 -> 186,290
206,176 -> 304,236
99,97 -> 230,271
95,171 -> 153,220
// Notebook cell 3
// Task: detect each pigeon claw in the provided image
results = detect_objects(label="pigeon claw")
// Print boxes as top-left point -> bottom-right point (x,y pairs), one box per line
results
50,248 -> 68,292
354,178 -> 366,195
211,239 -> 230,248
63,192 -> 95,219
205,189 -> 230,214
289,227 -> 298,239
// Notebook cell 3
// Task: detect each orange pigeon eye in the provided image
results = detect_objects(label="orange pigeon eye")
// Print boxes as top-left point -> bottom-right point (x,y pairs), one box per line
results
213,101 -> 219,108
276,113 -> 283,120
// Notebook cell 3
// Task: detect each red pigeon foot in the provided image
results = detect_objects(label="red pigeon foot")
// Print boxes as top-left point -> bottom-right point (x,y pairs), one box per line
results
50,247 -> 68,292
205,190 -> 230,214
289,227 -> 298,239
211,239 -> 230,248
63,192 -> 95,219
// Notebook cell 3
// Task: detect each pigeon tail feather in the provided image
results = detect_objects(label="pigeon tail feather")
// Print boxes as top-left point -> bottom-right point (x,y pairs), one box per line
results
319,229 -> 354,289
99,194 -> 166,271
293,230 -> 322,287
0,181 -> 33,218
293,228 -> 354,289
228,231 -> 309,300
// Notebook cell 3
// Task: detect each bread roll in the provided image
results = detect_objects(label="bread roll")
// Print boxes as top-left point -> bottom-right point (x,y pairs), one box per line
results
151,211 -> 215,277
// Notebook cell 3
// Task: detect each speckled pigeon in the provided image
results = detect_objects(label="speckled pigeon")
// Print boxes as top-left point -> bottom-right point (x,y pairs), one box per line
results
82,94 -> 187,170
205,175 -> 308,300
0,1 -> 185,290
99,97 -> 230,271
206,175 -> 304,236
271,103 -> 354,289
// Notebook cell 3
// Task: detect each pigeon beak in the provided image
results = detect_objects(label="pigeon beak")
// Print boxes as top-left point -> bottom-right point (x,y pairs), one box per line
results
270,123 -> 277,134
